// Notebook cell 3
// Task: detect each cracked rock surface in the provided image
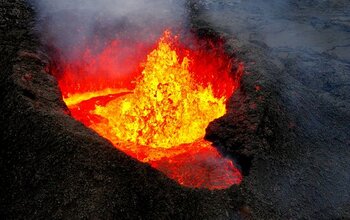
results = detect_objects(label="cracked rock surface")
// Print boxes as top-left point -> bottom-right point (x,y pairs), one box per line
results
194,0 -> 350,218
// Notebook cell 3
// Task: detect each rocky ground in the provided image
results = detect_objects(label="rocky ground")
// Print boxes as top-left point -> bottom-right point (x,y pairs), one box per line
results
195,0 -> 350,218
1,0 -> 349,219
0,1 -> 241,219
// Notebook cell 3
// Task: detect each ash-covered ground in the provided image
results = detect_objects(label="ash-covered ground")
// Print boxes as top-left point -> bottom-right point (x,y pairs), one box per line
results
197,0 -> 350,218
1,0 -> 350,219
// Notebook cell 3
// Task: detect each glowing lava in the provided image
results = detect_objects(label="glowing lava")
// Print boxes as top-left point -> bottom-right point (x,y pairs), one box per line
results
57,31 -> 243,189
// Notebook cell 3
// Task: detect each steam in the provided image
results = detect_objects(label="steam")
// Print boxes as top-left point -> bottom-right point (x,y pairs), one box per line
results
29,0 -> 187,59
28,0 -> 243,189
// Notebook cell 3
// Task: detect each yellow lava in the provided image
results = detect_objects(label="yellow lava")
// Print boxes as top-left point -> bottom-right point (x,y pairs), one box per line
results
63,88 -> 130,106
92,31 -> 227,149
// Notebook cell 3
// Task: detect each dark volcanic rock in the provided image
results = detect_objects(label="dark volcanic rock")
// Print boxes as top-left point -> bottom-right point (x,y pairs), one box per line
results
0,1 -> 242,219
191,0 -> 350,219
1,0 -> 350,219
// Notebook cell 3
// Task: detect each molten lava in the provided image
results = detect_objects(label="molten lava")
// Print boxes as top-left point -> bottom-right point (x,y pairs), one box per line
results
57,31 -> 243,189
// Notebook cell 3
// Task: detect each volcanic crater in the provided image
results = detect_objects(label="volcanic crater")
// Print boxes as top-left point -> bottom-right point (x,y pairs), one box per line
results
1,0 -> 350,219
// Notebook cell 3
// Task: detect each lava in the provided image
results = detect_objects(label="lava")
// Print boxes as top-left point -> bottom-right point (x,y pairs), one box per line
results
55,30 -> 243,189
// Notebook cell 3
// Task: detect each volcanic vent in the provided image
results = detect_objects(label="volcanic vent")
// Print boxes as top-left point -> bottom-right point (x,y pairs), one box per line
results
52,30 -> 243,189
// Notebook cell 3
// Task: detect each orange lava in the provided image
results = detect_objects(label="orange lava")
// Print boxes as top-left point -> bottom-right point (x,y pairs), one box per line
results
56,30 -> 243,189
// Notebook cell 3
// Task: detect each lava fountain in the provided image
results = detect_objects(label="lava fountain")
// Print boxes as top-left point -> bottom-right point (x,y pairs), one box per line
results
54,30 -> 243,189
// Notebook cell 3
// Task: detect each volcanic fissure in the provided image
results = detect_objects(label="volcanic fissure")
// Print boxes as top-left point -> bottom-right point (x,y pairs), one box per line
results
51,30 -> 244,190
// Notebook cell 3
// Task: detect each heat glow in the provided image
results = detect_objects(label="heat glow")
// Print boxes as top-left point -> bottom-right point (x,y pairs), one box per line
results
57,31 -> 243,189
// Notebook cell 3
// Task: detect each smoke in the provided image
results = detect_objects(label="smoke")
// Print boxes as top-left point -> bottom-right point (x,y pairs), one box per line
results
29,0 -> 188,60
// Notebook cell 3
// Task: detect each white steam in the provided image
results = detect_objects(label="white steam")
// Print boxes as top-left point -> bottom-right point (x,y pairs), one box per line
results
29,0 -> 188,59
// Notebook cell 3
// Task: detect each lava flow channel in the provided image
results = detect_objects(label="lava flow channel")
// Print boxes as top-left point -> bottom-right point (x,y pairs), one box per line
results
57,31 -> 243,189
